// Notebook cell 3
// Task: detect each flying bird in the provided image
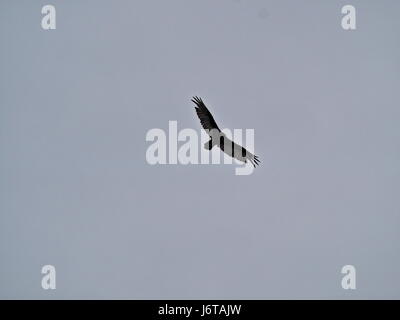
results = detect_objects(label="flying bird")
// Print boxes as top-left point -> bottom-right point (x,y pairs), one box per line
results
192,96 -> 260,167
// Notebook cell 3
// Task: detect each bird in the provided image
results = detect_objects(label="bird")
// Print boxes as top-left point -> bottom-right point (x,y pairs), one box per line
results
192,96 -> 260,167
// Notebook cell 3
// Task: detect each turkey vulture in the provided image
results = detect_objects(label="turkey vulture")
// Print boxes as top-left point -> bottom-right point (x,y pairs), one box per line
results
192,96 -> 260,167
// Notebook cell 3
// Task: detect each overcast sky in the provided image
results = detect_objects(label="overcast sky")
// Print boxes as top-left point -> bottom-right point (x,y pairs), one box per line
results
1,0 -> 400,299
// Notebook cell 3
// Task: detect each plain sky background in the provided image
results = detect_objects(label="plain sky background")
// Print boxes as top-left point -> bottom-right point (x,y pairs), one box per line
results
1,0 -> 399,299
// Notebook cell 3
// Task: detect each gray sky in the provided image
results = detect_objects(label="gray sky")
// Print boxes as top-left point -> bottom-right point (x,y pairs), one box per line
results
1,0 -> 400,299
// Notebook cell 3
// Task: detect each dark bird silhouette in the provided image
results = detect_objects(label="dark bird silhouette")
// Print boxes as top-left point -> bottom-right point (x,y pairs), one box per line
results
192,96 -> 260,167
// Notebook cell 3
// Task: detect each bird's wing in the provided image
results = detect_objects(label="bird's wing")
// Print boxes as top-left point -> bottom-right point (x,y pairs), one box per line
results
192,96 -> 221,132
232,141 -> 261,168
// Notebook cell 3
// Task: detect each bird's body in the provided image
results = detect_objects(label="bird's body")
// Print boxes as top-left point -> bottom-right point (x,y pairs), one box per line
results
192,96 -> 260,167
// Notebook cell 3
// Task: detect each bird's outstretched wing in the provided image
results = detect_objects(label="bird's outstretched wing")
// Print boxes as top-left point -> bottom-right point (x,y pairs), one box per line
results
221,138 -> 261,168
192,96 -> 221,132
